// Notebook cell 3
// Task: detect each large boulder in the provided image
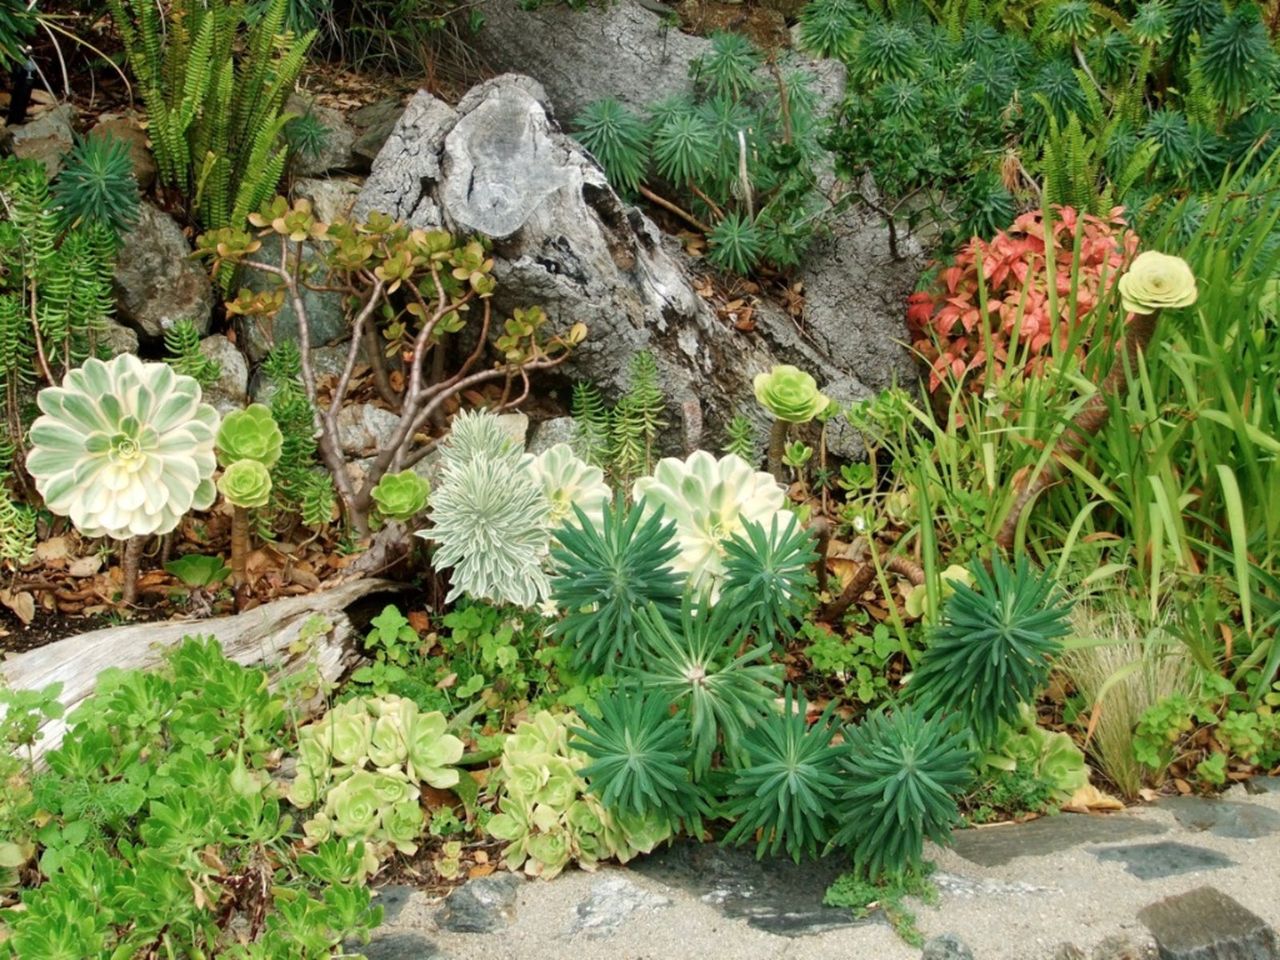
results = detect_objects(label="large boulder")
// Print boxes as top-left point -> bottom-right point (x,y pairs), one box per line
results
355,76 -> 915,456
114,203 -> 214,339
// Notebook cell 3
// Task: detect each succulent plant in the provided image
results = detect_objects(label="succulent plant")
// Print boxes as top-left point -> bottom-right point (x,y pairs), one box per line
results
752,365 -> 831,423
218,459 -> 273,509
831,705 -> 973,880
424,410 -> 552,607
27,355 -> 220,539
632,451 -> 790,593
990,705 -> 1089,803
51,132 -> 140,238
215,403 -> 284,468
524,443 -> 611,533
485,711 -> 671,879
289,695 -> 463,874
719,515 -> 818,641
370,470 -> 431,522
1118,251 -> 1198,315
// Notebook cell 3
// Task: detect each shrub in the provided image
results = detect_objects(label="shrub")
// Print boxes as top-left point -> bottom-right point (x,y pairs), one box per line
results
906,206 -> 1138,392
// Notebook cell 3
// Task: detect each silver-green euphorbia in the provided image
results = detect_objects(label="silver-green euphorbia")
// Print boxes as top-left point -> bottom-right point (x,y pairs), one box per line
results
632,451 -> 788,591
27,355 -> 220,539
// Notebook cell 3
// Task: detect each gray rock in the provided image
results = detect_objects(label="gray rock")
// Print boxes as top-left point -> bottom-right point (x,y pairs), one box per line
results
1163,797 -> 1280,840
496,412 -> 529,448
89,115 -> 156,189
8,104 -> 76,176
372,884 -> 419,925
526,416 -> 576,455
1138,886 -> 1279,960
352,98 -> 406,170
336,402 -> 401,455
99,318 -> 139,358
347,932 -> 444,960
239,236 -> 349,363
1092,934 -> 1158,960
356,78 -> 903,458
950,815 -> 1166,867
249,340 -> 355,405
198,335 -> 249,413
293,177 -> 362,223
1054,946 -> 1089,960
1093,841 -> 1235,881
114,203 -> 214,339
922,933 -> 975,960
567,875 -> 671,938
1244,777 -> 1280,796
435,873 -> 522,934
286,94 -> 357,176
931,872 -> 1055,897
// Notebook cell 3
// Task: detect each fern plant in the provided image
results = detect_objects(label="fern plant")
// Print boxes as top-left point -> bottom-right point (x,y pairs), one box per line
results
163,320 -> 221,388
105,0 -> 315,230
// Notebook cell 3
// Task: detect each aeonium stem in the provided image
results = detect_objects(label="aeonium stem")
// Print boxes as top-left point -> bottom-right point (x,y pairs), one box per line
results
230,505 -> 250,596
121,535 -> 142,607
767,419 -> 790,482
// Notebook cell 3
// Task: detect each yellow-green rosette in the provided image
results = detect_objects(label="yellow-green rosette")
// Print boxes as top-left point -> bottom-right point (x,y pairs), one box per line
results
753,365 -> 831,423
1118,252 -> 1197,315
215,403 -> 284,468
217,459 -> 273,509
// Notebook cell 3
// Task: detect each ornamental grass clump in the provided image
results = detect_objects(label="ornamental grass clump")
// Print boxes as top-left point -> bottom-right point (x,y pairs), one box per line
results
26,355 -> 220,603
753,364 -> 831,478
289,695 -> 463,875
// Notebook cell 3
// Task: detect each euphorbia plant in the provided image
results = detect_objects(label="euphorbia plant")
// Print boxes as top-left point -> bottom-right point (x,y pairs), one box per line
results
26,355 -> 220,605
198,197 -> 586,535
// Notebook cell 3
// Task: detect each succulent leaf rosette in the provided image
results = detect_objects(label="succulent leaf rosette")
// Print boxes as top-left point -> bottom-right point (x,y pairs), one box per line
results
217,459 -> 273,509
215,403 -> 284,468
27,355 -> 220,539
631,451 -> 790,592
370,470 -> 431,522
1118,251 -> 1198,315
524,443 -> 611,532
753,365 -> 831,423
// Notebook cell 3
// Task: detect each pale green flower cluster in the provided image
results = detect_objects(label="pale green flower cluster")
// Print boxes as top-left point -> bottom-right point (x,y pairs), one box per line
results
524,443 -> 611,533
288,695 -> 464,873
632,451 -> 791,593
485,712 -> 671,879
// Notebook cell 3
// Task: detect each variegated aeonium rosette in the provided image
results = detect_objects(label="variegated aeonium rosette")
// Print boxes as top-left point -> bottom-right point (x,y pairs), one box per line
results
27,355 -> 220,539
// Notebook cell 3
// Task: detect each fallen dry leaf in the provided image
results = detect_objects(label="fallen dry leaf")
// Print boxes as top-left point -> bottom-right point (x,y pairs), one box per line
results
35,537 -> 70,564
1063,783 -> 1124,813
468,864 -> 496,879
67,555 -> 103,578
0,589 -> 34,624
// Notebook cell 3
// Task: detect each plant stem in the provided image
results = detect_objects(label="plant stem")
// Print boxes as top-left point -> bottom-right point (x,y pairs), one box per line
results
121,535 -> 142,606
767,419 -> 789,481
231,505 -> 249,597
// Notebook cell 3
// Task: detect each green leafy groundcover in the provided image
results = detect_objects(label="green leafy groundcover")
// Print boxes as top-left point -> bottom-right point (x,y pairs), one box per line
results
0,639 -> 380,959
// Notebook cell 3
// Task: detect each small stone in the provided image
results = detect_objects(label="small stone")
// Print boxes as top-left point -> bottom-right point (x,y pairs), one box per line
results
568,875 -> 671,938
1244,777 -> 1280,796
1054,945 -> 1088,960
526,416 -> 576,456
922,933 -> 975,960
931,872 -> 1055,897
99,319 -> 139,358
1091,934 -> 1157,960
1138,886 -> 1280,960
1093,841 -> 1235,881
1163,796 -> 1280,840
9,104 -> 76,176
435,873 -> 522,934
114,203 -> 214,339
88,115 -> 156,189
346,932 -> 443,960
336,403 -> 401,455
198,335 -> 249,413
496,412 -> 529,448
240,236 -> 349,363
293,177 -> 362,223
372,884 -> 419,925
286,94 -> 357,175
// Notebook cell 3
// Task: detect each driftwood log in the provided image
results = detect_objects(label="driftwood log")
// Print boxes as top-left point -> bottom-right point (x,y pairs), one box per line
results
1,578 -> 400,762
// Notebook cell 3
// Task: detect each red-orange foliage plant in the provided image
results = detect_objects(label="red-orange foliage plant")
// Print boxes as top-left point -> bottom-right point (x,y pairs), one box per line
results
907,206 -> 1140,392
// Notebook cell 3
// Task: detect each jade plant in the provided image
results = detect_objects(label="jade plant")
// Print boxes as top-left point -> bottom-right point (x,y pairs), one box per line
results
632,450 -> 792,595
288,695 -> 464,875
215,404 -> 284,600
26,355 -> 220,604
485,711 -> 671,879
753,365 -> 830,479
370,470 -> 432,524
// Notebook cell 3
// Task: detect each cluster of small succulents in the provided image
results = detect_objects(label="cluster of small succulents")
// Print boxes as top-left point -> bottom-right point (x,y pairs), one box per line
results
485,712 -> 672,879
288,695 -> 464,874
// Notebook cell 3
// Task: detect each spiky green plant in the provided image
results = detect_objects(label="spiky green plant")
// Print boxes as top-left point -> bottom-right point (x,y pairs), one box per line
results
909,555 -> 1073,746
570,381 -> 610,467
1197,5 -> 1275,112
694,31 -> 761,99
850,20 -> 923,83
1130,0 -> 1172,45
720,516 -> 818,642
723,688 -> 843,863
573,690 -> 706,830
284,111 -> 330,163
652,111 -> 716,186
707,212 -> 764,275
51,134 -> 140,239
626,598 -> 780,778
574,99 -> 648,195
163,319 -> 221,389
795,0 -> 860,57
0,0 -> 34,70
105,0 -> 315,229
830,706 -> 974,880
550,495 -> 684,674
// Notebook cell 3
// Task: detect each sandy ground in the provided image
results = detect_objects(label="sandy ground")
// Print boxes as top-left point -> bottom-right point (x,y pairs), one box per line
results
377,783 -> 1280,960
